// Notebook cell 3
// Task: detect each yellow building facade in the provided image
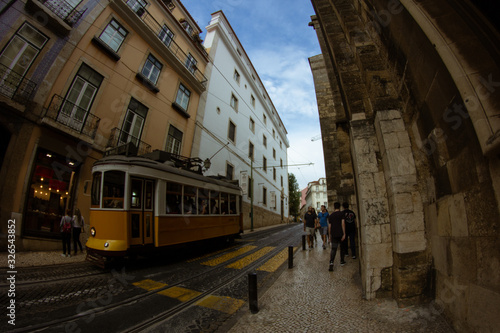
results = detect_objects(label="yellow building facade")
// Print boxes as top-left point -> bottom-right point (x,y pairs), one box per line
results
0,0 -> 207,251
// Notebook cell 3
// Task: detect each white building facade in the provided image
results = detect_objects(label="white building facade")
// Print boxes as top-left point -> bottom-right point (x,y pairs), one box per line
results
305,178 -> 328,213
191,11 -> 289,230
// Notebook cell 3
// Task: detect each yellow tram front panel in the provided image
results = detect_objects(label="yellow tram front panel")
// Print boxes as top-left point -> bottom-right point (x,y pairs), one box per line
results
87,210 -> 129,252
155,215 -> 240,247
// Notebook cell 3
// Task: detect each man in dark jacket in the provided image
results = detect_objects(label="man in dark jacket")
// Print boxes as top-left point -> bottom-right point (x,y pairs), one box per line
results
328,202 -> 346,271
303,206 -> 317,249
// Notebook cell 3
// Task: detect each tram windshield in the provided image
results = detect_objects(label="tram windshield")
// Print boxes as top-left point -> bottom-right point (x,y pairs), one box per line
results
102,171 -> 125,208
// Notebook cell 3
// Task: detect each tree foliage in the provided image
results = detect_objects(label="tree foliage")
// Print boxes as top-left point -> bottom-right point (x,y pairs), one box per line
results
288,173 -> 301,220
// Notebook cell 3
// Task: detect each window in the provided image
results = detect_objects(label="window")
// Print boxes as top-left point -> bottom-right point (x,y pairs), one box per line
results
226,163 -> 234,180
273,148 -> 276,159
263,114 -> 267,124
102,171 -> 125,209
263,156 -> 267,172
175,83 -> 191,111
120,98 -> 148,146
228,121 -> 236,143
249,141 -> 254,160
99,19 -> 127,52
263,135 -> 267,148
280,141 -> 282,149
262,187 -> 267,206
273,167 -> 276,181
272,129 -> 276,139
234,69 -> 240,83
166,125 -> 182,155
230,93 -> 238,111
183,186 -> 197,214
249,117 -> 255,133
158,24 -> 174,47
166,182 -> 182,214
0,23 -> 48,94
185,53 -> 197,74
127,0 -> 147,15
251,94 -> 255,107
142,54 -> 162,84
181,20 -> 193,35
281,175 -> 283,187
280,159 -> 283,168
91,172 -> 101,207
59,63 -> 103,131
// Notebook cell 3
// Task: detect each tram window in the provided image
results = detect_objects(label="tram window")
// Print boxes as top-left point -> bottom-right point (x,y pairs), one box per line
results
184,186 -> 197,214
166,182 -> 182,214
103,171 -> 125,208
209,190 -> 219,214
198,188 -> 209,214
91,172 -> 101,208
130,179 -> 142,209
220,193 -> 229,215
229,194 -> 237,214
145,181 -> 153,210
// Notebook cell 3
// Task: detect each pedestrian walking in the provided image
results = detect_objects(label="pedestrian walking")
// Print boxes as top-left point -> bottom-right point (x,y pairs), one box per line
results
303,206 -> 317,249
342,202 -> 357,259
317,205 -> 329,249
328,202 -> 346,271
72,208 -> 85,255
60,209 -> 72,257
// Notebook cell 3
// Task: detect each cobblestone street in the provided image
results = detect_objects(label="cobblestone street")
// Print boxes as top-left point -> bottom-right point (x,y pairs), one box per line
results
228,239 -> 454,333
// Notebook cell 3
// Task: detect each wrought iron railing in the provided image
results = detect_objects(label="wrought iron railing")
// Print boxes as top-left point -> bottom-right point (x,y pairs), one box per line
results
43,94 -> 100,139
38,0 -> 87,26
0,63 -> 37,104
106,127 -> 152,156
122,0 -> 208,86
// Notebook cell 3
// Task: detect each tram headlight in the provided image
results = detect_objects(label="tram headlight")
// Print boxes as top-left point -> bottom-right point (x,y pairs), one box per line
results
90,227 -> 96,237
104,242 -> 109,248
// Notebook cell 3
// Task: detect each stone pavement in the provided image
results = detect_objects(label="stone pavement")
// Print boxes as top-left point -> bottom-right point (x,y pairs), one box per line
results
228,238 -> 455,333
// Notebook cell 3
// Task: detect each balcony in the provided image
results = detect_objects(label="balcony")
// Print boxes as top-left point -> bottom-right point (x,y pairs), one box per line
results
113,0 -> 208,90
0,63 -> 37,104
38,0 -> 86,26
42,94 -> 100,139
25,0 -> 87,35
105,127 -> 152,156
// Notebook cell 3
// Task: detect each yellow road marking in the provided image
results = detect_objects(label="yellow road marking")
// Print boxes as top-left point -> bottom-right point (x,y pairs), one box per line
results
187,244 -> 239,263
226,246 -> 275,269
196,295 -> 246,315
201,245 -> 257,266
258,247 -> 294,272
158,286 -> 202,302
133,279 -> 167,291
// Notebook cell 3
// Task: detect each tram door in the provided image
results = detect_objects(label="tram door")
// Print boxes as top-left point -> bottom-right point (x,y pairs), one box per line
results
130,178 -> 154,246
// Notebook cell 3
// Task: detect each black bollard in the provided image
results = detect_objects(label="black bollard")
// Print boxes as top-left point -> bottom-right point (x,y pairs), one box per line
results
302,234 -> 306,250
248,272 -> 258,313
288,246 -> 293,269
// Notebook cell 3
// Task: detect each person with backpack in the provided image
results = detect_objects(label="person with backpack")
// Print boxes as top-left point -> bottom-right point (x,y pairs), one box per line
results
342,202 -> 357,259
317,205 -> 329,249
72,208 -> 85,255
60,209 -> 72,257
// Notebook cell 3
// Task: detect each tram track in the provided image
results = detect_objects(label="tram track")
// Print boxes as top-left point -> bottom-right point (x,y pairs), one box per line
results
8,224 -> 302,333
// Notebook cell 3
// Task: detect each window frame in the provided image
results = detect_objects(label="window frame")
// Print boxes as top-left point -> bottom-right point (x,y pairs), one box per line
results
166,125 -> 183,155
99,19 -> 128,52
228,120 -> 236,143
230,93 -> 238,111
174,83 -> 191,111
141,53 -> 162,85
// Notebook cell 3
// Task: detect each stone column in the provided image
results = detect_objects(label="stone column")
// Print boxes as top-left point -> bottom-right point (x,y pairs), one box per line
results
350,117 -> 392,300
374,109 -> 430,305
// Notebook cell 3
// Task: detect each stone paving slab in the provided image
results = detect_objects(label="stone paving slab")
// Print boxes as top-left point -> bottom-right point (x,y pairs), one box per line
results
228,240 -> 454,333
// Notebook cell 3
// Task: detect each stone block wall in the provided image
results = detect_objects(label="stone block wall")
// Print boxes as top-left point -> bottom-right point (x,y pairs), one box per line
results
310,0 -> 500,330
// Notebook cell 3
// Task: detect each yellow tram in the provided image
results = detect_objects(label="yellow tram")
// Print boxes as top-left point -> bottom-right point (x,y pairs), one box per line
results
86,151 -> 243,260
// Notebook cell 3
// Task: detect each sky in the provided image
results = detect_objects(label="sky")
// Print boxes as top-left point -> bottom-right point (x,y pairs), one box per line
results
181,0 -> 326,190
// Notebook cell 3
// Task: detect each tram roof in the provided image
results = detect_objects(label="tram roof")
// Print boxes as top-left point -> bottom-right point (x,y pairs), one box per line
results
93,154 -> 241,191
